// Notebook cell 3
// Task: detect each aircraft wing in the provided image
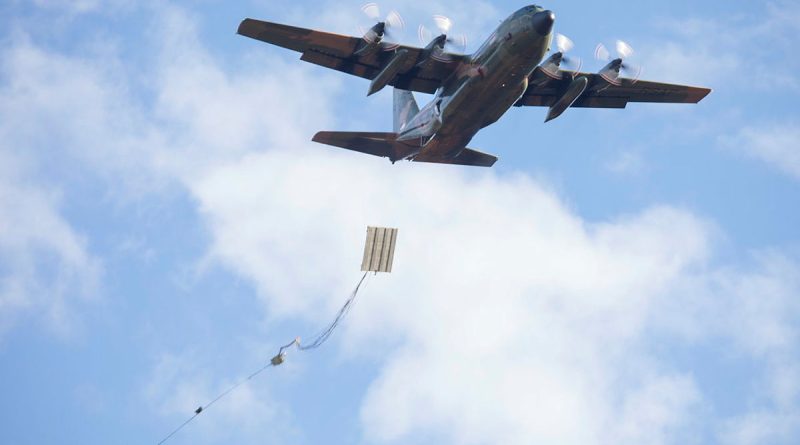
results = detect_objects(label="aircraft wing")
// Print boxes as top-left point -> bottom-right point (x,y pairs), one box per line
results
517,68 -> 711,109
238,18 -> 466,94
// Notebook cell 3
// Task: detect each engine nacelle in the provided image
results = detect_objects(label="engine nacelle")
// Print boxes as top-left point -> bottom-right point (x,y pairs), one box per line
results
597,58 -> 624,85
545,75 -> 589,122
354,22 -> 386,56
368,49 -> 410,96
415,35 -> 448,67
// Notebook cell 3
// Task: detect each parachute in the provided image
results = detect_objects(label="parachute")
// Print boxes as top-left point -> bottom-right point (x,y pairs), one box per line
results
157,226 -> 398,445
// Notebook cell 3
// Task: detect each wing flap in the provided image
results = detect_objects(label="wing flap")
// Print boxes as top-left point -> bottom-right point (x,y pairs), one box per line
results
610,79 -> 711,103
519,72 -> 711,108
573,96 -> 628,108
301,50 -> 379,81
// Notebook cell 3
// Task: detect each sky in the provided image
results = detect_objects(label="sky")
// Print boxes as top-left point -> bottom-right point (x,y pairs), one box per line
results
1,1 -> 799,444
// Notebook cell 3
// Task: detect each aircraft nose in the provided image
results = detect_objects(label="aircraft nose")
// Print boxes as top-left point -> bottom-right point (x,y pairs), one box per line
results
532,10 -> 555,36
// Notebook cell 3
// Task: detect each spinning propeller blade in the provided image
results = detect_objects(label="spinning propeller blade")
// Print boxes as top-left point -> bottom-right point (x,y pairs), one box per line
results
594,40 -> 642,85
541,33 -> 582,79
359,3 -> 405,50
418,14 -> 467,62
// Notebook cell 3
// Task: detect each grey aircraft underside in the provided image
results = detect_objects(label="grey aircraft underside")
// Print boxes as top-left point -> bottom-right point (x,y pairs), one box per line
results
238,5 -> 711,167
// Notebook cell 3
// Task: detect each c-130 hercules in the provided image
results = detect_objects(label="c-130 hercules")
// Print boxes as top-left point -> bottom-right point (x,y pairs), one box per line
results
238,4 -> 710,167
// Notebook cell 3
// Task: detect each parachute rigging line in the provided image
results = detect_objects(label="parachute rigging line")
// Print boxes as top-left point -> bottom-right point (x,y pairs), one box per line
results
297,271 -> 368,351
156,271 -> 370,445
156,360 -> 275,445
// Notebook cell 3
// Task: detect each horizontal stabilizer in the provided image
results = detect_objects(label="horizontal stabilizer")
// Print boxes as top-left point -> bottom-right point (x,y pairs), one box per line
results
312,131 -> 407,161
413,148 -> 498,167
312,131 -> 497,167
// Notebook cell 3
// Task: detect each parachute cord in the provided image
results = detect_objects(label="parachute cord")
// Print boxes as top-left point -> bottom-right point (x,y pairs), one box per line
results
297,271 -> 368,351
156,360 -> 276,445
156,272 -> 371,445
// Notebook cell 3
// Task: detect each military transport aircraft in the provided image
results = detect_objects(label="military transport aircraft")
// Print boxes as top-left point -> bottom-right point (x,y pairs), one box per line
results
238,4 -> 710,167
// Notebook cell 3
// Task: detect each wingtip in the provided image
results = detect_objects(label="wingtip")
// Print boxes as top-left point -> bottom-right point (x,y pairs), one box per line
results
688,85 -> 713,103
311,131 -> 326,143
236,18 -> 255,36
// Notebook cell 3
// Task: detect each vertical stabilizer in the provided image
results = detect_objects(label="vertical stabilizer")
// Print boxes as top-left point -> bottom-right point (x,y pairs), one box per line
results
393,88 -> 420,133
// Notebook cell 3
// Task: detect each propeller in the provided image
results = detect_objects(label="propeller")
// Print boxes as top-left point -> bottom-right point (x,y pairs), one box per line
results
540,33 -> 582,80
359,3 -> 405,51
418,14 -> 468,62
556,33 -> 574,53
594,40 -> 642,85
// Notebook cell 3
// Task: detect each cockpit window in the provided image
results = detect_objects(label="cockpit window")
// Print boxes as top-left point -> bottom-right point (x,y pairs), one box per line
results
513,5 -> 540,18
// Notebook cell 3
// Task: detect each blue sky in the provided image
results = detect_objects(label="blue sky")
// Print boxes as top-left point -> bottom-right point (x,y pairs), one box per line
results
1,1 -> 799,444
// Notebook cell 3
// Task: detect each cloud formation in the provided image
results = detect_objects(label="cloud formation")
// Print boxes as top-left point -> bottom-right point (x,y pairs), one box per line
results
1,3 -> 798,444
0,152 -> 100,337
729,123 -> 800,180
145,351 -> 295,444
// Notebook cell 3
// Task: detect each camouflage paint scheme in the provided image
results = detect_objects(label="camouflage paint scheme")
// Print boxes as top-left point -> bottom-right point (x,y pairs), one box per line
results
238,5 -> 711,167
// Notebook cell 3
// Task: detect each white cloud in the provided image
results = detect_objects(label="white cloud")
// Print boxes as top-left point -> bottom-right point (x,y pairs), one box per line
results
145,351 -> 296,445
195,148 -> 717,444
636,3 -> 800,182
611,375 -> 702,445
170,7 -> 800,442
605,150 -> 647,175
28,0 -> 130,15
642,2 -> 800,90
721,253 -> 800,356
0,38 -> 166,196
31,0 -> 99,14
639,38 -> 739,88
721,409 -> 800,445
657,251 -> 800,445
3,3 -> 800,444
713,254 -> 800,445
0,33 -> 117,339
281,0 -> 501,53
726,123 -> 800,181
0,151 -> 100,337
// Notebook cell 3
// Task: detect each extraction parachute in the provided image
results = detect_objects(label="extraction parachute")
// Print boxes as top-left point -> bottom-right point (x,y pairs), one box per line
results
157,226 -> 398,445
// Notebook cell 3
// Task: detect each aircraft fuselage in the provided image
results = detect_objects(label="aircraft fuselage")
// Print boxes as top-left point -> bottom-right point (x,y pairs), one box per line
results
414,6 -> 554,160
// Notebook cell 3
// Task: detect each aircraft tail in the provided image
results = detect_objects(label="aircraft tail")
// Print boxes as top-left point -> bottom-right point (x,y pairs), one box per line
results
312,131 -> 497,167
312,131 -> 414,162
393,88 -> 420,133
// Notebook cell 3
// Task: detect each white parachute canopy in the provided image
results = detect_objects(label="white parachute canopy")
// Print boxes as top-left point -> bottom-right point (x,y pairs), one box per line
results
361,226 -> 399,273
